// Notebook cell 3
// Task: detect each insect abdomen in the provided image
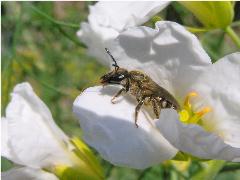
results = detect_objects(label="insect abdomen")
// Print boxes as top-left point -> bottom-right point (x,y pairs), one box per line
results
128,70 -> 180,110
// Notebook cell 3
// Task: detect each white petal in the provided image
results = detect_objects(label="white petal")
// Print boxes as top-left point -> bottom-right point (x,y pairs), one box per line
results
88,2 -> 170,31
1,118 -> 11,159
2,82 -> 72,168
77,22 -> 119,66
77,2 -> 170,65
156,109 -> 240,162
191,53 -> 240,148
109,21 -> 211,100
73,86 -> 177,169
2,167 -> 58,180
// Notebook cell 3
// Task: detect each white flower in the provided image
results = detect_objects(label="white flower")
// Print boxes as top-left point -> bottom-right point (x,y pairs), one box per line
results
1,167 -> 58,180
77,1 -> 170,66
73,21 -> 215,169
1,83 -> 103,179
157,53 -> 240,162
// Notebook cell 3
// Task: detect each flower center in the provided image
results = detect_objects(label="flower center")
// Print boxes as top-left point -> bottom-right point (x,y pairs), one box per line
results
179,92 -> 211,125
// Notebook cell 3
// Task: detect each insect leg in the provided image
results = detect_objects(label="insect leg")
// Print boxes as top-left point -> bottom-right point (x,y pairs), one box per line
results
111,88 -> 125,104
135,99 -> 144,128
136,89 -> 142,102
151,98 -> 160,119
158,105 -> 162,119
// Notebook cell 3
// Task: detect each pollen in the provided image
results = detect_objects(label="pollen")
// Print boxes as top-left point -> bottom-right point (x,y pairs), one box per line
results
179,109 -> 190,122
179,92 -> 211,125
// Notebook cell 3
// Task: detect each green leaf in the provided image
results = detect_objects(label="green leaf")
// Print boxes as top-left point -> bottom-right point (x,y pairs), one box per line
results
179,2 -> 234,29
191,160 -> 225,180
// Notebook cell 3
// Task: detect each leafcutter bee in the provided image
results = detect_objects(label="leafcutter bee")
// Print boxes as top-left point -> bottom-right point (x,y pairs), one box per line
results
100,48 -> 180,128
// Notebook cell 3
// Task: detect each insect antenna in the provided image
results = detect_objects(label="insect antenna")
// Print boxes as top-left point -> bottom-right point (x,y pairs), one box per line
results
105,48 -> 119,71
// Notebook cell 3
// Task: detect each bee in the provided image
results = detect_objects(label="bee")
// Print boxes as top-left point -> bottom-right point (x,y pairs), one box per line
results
100,48 -> 180,128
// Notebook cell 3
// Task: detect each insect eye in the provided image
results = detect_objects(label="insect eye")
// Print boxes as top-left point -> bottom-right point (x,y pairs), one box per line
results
118,74 -> 125,79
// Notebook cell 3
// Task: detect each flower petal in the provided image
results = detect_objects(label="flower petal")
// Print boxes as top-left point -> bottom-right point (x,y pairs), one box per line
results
87,1 -> 170,31
109,21 -> 211,100
77,2 -> 170,65
73,86 -> 177,169
2,82 -> 72,168
1,167 -> 58,180
156,109 -> 240,162
1,118 -> 11,159
191,53 -> 240,148
77,22 -> 118,66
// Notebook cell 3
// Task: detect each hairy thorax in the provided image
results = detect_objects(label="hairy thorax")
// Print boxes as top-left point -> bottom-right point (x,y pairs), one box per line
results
121,70 -> 179,110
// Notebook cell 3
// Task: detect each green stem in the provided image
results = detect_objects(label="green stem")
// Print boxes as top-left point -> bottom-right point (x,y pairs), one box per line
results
221,163 -> 240,172
29,5 -> 80,29
57,26 -> 87,48
29,5 -> 86,48
225,26 -> 240,49
185,26 -> 209,33
191,160 -> 225,180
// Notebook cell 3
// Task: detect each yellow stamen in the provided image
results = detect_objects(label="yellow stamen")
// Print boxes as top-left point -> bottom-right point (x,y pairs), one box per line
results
189,107 -> 212,124
184,91 -> 198,110
196,107 -> 212,117
179,92 -> 211,125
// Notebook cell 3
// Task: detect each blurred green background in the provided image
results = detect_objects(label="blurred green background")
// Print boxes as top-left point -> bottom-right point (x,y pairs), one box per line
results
1,1 -> 240,179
